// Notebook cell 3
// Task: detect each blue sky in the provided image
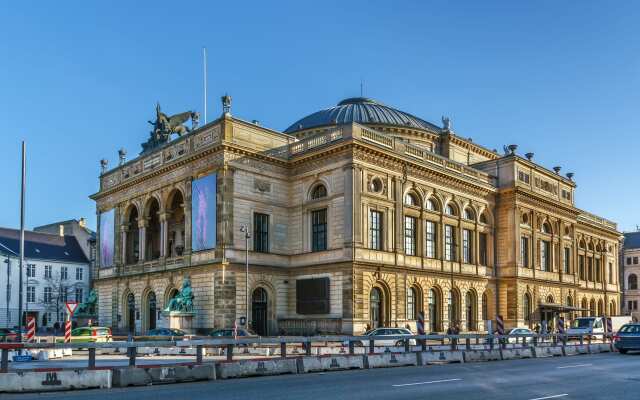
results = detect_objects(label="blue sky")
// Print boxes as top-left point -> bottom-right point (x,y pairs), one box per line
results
1,1 -> 638,232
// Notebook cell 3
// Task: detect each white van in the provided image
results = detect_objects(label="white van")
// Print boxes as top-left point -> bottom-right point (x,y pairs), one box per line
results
567,316 -> 632,338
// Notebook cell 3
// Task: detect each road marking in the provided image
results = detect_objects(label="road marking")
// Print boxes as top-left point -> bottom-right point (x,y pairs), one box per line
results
528,395 -> 568,400
557,363 -> 592,369
392,378 -> 461,387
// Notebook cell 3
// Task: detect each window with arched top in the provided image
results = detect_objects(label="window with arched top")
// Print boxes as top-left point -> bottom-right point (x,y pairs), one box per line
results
311,184 -> 327,200
579,240 -> 586,249
404,193 -> 418,206
588,242 -> 594,251
426,199 -> 438,212
406,287 -> 418,320
463,208 -> 475,221
629,274 -> 638,290
541,222 -> 552,234
546,295 -> 554,304
445,204 -> 457,216
523,293 -> 532,325
479,212 -> 488,224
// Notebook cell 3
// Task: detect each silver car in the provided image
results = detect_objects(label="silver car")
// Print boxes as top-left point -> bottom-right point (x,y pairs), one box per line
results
358,328 -> 416,347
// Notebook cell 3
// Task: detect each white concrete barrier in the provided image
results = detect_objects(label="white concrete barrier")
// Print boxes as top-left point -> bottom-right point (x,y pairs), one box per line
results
0,369 -> 111,392
501,347 -> 533,360
564,344 -> 590,356
418,350 -> 464,365
111,364 -> 215,387
365,352 -> 418,368
215,358 -> 298,379
297,355 -> 365,373
589,343 -> 612,353
533,346 -> 563,358
463,349 -> 502,362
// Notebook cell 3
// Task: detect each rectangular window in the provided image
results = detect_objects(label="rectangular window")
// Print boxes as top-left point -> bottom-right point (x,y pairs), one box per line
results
404,216 -> 417,256
564,247 -> 571,274
595,258 -> 601,282
609,262 -> 614,283
76,267 -> 83,281
540,240 -> 551,271
588,257 -> 593,281
26,264 -> 36,278
75,287 -> 84,303
61,266 -> 68,280
369,210 -> 383,250
462,229 -> 473,263
253,213 -> 269,253
445,225 -> 456,261
44,265 -> 52,279
311,209 -> 327,252
61,288 -> 68,303
44,287 -> 52,303
479,233 -> 488,266
518,170 -> 530,184
520,237 -> 529,267
634,257 -> 639,265
27,286 -> 35,303
296,278 -> 330,314
627,257 -> 633,265
579,255 -> 585,280
425,221 -> 436,259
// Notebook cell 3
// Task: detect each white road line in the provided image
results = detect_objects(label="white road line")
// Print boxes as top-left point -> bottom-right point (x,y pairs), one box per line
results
556,363 -> 592,369
392,378 -> 462,387
528,394 -> 568,400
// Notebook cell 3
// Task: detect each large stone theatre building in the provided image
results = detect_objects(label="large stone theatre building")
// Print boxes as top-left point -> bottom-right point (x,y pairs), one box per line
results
91,97 -> 621,336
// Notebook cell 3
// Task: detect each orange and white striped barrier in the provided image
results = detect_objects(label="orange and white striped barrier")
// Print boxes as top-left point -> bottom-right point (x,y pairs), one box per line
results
26,317 -> 36,343
64,321 -> 72,343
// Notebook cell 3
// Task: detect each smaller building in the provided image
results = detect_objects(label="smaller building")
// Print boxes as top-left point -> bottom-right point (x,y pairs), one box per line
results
0,227 -> 91,329
622,231 -> 640,320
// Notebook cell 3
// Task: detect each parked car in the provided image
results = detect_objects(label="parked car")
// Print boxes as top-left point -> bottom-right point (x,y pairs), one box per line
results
357,328 -> 416,347
146,328 -> 187,340
567,316 -> 632,339
68,327 -> 112,343
506,327 -> 534,343
613,324 -> 640,354
209,328 -> 256,338
0,328 -> 18,342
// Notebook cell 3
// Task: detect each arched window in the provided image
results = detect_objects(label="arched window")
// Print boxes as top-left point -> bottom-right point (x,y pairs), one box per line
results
546,295 -> 554,304
581,298 -> 588,317
311,184 -> 327,200
542,222 -> 552,234
445,204 -> 457,216
426,198 -> 438,211
406,287 -> 417,320
463,208 -> 475,221
523,293 -> 532,326
589,299 -> 596,316
428,288 -> 441,332
370,288 -> 384,328
404,193 -> 418,206
597,299 -> 604,316
479,212 -> 488,224
567,296 -> 574,320
482,292 -> 488,322
629,274 -> 638,290
448,289 -> 460,327
465,291 -> 477,331
610,301 -> 616,316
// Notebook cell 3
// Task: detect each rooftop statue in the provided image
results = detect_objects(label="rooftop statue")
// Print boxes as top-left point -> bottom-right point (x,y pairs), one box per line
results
141,103 -> 200,154
164,277 -> 195,313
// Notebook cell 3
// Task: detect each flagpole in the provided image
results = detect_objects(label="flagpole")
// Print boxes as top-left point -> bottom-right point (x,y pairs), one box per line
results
17,141 -> 26,343
203,47 -> 207,124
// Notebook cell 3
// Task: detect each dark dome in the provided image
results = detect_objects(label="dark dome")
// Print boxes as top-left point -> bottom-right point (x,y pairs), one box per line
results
284,97 -> 441,134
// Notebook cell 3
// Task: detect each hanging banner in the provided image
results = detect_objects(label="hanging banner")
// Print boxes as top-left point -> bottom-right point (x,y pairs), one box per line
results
99,209 -> 115,267
191,173 -> 217,251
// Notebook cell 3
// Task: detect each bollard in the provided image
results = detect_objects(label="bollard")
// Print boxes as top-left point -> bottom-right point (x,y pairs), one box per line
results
1,348 -> 8,373
349,341 -> 355,355
280,342 -> 287,358
88,347 -> 96,369
369,339 -> 375,354
226,344 -> 234,361
196,345 -> 203,364
128,346 -> 136,367
306,341 -> 312,356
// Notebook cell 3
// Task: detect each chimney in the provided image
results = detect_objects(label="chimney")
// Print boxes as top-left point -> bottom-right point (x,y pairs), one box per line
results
59,225 -> 64,236
79,218 -> 86,228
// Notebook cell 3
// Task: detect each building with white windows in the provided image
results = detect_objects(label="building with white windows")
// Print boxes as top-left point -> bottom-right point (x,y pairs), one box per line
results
0,227 -> 90,329
622,231 -> 640,320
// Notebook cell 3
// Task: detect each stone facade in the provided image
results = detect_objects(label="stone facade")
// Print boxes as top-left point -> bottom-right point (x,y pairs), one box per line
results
91,98 -> 621,335
621,231 -> 640,320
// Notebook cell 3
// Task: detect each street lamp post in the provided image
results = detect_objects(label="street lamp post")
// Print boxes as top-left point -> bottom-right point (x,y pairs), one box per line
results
240,225 -> 251,327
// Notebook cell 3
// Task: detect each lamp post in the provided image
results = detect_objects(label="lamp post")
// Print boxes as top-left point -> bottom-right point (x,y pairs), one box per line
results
240,225 -> 251,327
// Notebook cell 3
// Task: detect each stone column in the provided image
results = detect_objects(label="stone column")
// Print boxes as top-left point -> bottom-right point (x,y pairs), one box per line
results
138,219 -> 148,262
120,224 -> 128,265
159,212 -> 170,258
184,179 -> 193,256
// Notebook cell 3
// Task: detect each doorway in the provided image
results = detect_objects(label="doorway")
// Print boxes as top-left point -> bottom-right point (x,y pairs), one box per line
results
370,287 -> 383,328
252,288 -> 268,336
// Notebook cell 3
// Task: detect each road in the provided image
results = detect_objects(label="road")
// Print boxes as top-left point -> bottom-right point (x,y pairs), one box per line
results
5,352 -> 639,400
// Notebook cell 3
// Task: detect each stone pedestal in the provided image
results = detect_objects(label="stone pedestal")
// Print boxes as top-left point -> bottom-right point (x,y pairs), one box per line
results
165,311 -> 196,334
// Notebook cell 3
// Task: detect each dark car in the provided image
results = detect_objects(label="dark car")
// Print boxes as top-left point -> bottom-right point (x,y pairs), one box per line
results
0,328 -> 18,342
209,328 -> 256,338
614,323 -> 640,354
146,328 -> 187,340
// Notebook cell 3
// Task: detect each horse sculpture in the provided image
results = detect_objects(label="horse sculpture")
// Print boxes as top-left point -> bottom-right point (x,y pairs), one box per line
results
164,277 -> 195,313
141,103 -> 200,154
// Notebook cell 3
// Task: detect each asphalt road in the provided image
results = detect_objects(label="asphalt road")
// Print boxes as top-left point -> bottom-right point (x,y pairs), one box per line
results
5,352 -> 639,400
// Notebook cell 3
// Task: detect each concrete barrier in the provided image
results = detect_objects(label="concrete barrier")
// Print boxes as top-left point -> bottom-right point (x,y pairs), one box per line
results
564,344 -> 590,356
112,364 -> 215,387
365,352 -> 418,368
501,347 -> 533,360
0,369 -> 111,392
463,349 -> 502,362
297,355 -> 365,373
215,358 -> 298,379
532,346 -> 563,358
418,350 -> 464,365
589,343 -> 612,353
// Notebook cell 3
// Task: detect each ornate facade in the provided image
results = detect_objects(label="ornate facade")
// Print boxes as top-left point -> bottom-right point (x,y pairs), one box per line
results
91,97 -> 621,335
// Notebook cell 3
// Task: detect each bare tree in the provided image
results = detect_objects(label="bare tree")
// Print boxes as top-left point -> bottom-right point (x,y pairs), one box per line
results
36,271 -> 82,329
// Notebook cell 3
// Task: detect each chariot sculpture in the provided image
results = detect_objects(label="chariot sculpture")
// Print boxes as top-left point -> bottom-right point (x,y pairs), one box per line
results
141,103 -> 199,154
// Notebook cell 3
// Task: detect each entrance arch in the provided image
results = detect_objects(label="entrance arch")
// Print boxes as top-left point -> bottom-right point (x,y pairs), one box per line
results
251,288 -> 268,336
465,290 -> 477,331
428,288 -> 442,332
370,287 -> 383,329
125,292 -> 135,334
144,291 -> 157,333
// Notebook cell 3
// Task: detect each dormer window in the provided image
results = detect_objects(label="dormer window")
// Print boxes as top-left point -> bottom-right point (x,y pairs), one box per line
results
311,184 -> 327,200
